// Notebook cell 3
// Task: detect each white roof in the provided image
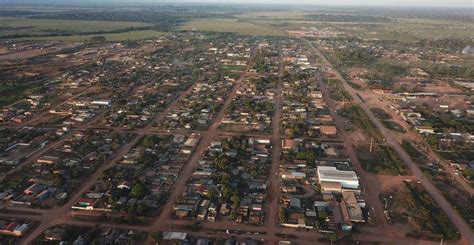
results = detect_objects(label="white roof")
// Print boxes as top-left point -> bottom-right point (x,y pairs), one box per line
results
163,232 -> 187,240
291,172 -> 306,177
317,166 -> 358,182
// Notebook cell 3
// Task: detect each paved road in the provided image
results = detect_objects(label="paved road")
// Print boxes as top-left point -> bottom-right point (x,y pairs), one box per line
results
303,39 -> 474,245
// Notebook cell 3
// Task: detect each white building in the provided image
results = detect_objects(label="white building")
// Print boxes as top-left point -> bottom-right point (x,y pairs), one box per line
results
317,166 -> 359,189
91,100 -> 111,106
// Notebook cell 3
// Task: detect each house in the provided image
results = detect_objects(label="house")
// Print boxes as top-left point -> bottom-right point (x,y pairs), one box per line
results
220,203 -> 230,215
282,139 -> 298,151
162,232 -> 187,242
281,171 -> 306,180
340,202 -> 353,231
416,125 -> 435,134
320,181 -> 342,193
325,147 -> 339,157
37,156 -> 60,164
44,227 -> 66,241
117,181 -> 131,189
0,222 -> 29,237
319,126 -> 337,137
91,100 -> 111,106
24,183 -> 47,195
73,197 -> 99,210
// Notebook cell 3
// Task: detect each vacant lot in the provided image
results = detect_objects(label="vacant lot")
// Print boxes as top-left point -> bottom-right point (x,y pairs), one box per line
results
401,140 -> 428,164
381,182 -> 460,241
356,144 -> 410,176
370,108 -> 391,120
381,120 -> 406,133
421,166 -> 474,229
180,19 -> 285,36
339,105 -> 383,142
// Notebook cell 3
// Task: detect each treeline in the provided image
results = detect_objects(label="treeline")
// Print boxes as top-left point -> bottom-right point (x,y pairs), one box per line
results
417,38 -> 474,52
28,10 -> 231,31
0,10 -> 42,17
334,46 -> 378,65
0,26 -> 151,39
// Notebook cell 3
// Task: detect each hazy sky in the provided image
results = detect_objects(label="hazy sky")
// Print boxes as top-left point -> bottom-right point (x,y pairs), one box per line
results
181,0 -> 473,7
2,0 -> 473,8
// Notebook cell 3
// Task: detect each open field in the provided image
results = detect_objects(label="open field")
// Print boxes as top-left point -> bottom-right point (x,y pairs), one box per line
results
0,17 -> 153,39
234,11 -> 307,20
260,17 -> 474,41
19,30 -> 166,42
381,182 -> 460,241
401,140 -> 428,164
179,18 -> 286,36
421,166 -> 474,230
356,144 -> 410,176
339,105 -> 384,142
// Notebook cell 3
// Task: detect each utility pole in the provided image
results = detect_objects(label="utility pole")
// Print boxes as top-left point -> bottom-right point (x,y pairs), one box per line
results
369,137 -> 373,153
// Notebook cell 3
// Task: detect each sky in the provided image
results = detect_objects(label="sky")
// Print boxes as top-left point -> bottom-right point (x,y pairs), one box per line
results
180,0 -> 474,8
1,0 -> 473,8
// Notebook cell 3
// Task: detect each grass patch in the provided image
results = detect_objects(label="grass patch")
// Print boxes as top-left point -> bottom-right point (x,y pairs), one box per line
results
339,105 -> 383,142
381,182 -> 460,241
382,120 -> 405,133
179,18 -> 285,36
401,140 -> 428,164
421,166 -> 474,229
370,108 -> 391,120
355,144 -> 410,176
325,78 -> 353,102
219,64 -> 246,71
347,80 -> 364,90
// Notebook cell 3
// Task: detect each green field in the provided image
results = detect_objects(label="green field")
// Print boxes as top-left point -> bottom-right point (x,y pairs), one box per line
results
19,30 -> 166,42
0,17 -> 153,39
252,16 -> 474,41
180,18 -> 286,36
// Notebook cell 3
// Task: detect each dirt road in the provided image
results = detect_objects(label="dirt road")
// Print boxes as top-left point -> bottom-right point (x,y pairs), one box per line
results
304,38 -> 474,245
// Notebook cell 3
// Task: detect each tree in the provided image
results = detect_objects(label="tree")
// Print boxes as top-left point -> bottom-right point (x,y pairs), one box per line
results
327,233 -> 338,245
130,183 -> 144,199
152,232 -> 163,242
425,135 -> 439,146
90,35 -> 106,42
214,155 -> 230,170
278,206 -> 288,224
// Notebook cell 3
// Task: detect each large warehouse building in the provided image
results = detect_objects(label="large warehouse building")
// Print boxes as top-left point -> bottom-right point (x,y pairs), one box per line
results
317,166 -> 359,189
